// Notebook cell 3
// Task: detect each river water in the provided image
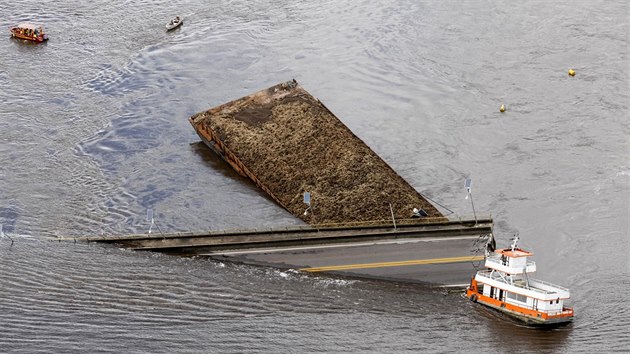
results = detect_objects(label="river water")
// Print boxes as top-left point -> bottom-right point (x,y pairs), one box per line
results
1,0 -> 628,352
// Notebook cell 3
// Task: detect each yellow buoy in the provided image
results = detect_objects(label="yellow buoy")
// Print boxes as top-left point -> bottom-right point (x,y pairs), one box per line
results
568,69 -> 576,76
500,104 -> 506,113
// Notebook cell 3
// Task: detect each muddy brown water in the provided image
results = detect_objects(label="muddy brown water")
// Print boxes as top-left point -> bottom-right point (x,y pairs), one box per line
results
1,0 -> 628,352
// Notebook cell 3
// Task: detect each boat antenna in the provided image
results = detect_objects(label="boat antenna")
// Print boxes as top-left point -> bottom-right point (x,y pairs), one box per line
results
510,233 -> 520,251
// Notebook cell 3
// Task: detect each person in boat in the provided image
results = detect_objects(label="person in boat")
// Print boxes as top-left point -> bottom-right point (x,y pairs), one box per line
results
175,16 -> 180,22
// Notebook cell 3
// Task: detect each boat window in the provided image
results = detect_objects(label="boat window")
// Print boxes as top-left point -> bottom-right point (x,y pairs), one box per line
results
506,292 -> 527,303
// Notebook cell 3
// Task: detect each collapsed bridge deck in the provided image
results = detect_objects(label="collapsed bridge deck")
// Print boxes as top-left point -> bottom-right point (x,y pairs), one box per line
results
65,216 -> 492,285
189,80 -> 441,224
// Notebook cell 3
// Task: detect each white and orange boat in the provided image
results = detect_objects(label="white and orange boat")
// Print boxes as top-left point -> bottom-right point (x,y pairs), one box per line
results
9,23 -> 48,42
465,235 -> 574,326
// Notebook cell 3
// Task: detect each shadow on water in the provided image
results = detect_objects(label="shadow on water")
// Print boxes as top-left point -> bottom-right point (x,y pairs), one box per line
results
7,37 -> 48,51
470,301 -> 572,350
0,206 -> 20,233
189,141 -> 271,197
190,141 -> 292,221
76,107 -> 168,172
189,141 -> 235,175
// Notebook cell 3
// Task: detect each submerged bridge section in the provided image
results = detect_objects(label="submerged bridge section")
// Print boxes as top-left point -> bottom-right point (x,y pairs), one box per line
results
68,216 -> 492,285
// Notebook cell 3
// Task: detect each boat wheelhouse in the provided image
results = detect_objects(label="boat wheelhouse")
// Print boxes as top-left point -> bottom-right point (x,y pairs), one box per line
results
465,235 -> 574,326
9,23 -> 48,42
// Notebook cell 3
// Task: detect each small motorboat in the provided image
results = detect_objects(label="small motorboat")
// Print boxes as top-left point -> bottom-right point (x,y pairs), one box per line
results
465,234 -> 574,326
9,22 -> 48,42
166,16 -> 183,31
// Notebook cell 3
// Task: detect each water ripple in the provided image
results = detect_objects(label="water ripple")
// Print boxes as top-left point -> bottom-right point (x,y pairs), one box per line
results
1,0 -> 629,352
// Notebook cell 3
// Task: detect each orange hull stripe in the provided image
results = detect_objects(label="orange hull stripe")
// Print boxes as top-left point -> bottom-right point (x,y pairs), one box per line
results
466,289 -> 574,319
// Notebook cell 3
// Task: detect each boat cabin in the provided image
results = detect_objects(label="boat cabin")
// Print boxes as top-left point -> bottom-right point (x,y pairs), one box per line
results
485,247 -> 536,274
466,236 -> 574,325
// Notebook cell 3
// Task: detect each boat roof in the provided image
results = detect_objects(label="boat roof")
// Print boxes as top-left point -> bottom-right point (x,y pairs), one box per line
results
495,248 -> 533,258
15,22 -> 43,30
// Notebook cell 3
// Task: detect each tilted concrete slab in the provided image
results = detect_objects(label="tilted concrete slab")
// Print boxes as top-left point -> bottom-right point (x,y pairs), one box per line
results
189,80 -> 442,225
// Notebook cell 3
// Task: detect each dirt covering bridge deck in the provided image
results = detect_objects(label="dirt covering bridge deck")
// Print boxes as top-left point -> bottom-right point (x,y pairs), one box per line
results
189,80 -> 442,225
